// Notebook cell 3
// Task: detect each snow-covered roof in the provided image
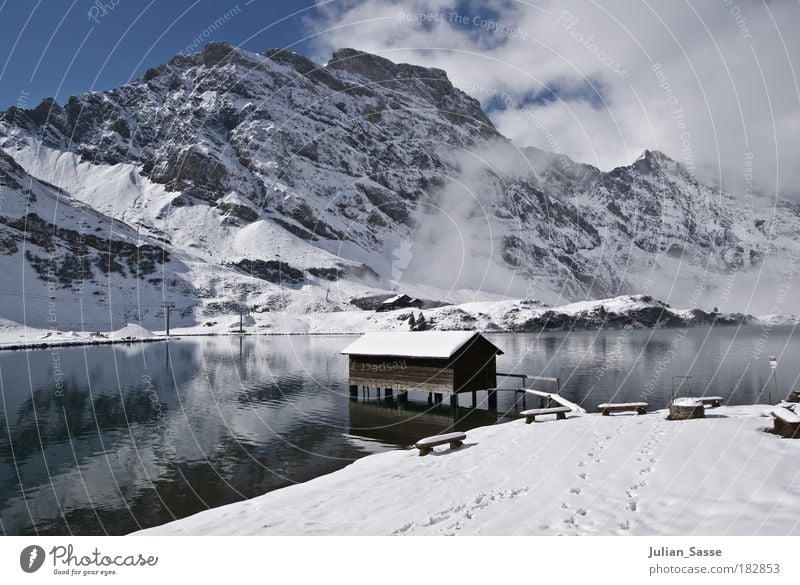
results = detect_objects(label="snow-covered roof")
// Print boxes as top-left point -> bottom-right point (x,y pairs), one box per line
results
340,331 -> 502,359
381,294 -> 410,305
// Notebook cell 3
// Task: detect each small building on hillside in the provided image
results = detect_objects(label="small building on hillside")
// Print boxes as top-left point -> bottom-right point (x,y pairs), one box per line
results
340,331 -> 503,404
375,294 -> 424,312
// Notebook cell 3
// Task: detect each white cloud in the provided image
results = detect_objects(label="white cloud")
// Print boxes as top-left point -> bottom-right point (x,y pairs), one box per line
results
307,0 -> 800,198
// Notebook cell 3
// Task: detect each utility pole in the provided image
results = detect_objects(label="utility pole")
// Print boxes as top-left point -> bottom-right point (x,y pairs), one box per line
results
238,305 -> 249,333
161,302 -> 175,336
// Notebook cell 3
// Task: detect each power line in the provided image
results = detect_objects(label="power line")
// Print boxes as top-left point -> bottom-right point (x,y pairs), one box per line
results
161,302 -> 175,336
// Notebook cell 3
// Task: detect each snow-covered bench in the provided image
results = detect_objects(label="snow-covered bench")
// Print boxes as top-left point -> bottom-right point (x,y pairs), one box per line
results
598,402 -> 649,415
697,396 -> 723,408
414,432 -> 466,456
520,406 -> 571,424
770,407 -> 800,438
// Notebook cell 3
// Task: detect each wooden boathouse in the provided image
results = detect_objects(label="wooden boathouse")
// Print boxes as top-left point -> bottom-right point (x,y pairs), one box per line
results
340,331 -> 504,408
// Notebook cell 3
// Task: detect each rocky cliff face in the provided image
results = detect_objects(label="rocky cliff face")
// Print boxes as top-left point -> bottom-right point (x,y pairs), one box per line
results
0,42 -> 797,329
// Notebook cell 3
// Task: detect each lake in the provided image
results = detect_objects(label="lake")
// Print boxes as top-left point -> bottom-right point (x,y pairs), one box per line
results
1,325 -> 797,535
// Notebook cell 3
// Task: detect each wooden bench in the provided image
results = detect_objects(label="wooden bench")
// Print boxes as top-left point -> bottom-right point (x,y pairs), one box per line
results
697,396 -> 723,408
770,407 -> 800,438
598,402 -> 649,415
414,432 -> 467,456
520,406 -> 571,424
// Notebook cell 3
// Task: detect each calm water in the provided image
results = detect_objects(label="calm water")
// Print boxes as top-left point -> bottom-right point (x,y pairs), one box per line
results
1,325 -> 797,535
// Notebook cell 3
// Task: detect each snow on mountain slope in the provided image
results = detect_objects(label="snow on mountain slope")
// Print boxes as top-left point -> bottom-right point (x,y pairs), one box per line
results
0,42 -> 798,331
0,148 -> 179,330
0,148 -> 370,331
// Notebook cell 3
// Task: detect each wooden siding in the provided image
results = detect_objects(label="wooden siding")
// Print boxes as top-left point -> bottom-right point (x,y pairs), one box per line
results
451,336 -> 498,392
347,335 -> 500,394
348,355 -> 454,392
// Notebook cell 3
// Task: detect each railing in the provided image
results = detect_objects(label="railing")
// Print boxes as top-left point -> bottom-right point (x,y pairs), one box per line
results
497,372 -> 561,394
495,372 -> 585,413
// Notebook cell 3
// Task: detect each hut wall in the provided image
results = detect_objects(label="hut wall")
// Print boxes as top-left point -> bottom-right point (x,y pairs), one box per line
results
348,355 -> 454,392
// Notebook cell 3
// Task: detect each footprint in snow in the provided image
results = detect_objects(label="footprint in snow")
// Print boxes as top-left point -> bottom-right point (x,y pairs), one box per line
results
392,521 -> 417,535
619,520 -> 631,531
423,511 -> 451,526
577,461 -> 587,467
576,508 -> 587,516
627,501 -> 638,512
577,472 -> 588,480
570,487 -> 582,495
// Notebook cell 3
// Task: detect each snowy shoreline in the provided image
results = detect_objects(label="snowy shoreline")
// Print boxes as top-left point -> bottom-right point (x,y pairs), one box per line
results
135,405 -> 800,536
1,295 -> 789,352
0,322 -> 167,351
0,336 -> 167,352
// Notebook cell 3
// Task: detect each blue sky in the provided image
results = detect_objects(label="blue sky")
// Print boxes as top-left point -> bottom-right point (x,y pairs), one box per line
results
0,0 -> 316,108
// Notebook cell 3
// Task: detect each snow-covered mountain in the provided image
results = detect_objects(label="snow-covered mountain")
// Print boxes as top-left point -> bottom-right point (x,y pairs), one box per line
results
0,42 -> 797,330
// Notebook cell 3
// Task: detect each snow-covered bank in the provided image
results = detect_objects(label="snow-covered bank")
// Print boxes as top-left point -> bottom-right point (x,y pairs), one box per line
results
136,405 -> 800,536
163,294 -> 763,336
0,321 -> 164,350
0,294 -> 790,349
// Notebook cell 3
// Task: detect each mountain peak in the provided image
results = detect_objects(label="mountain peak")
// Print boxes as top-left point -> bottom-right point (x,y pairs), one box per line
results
202,40 -> 236,67
629,149 -> 677,175
326,48 -> 495,135
639,149 -> 673,163
327,48 -> 449,84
